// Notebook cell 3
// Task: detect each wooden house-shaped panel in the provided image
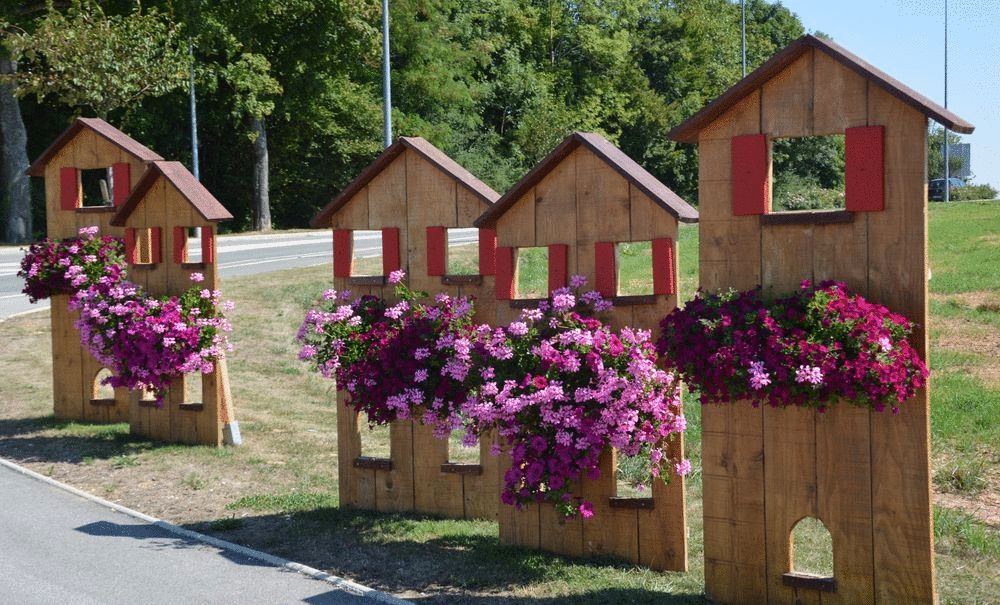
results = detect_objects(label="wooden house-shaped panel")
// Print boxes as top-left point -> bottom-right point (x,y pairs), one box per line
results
26,118 -> 162,424
668,34 -> 974,605
475,131 -> 698,571
111,161 -> 235,446
312,137 -> 502,521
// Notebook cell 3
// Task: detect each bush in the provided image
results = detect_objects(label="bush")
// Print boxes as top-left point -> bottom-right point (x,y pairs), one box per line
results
772,174 -> 844,211
952,184 -> 998,201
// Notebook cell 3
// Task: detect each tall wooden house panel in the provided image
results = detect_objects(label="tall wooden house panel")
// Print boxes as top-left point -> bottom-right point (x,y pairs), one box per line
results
668,34 -> 974,605
312,137 -> 502,520
111,161 -> 235,446
475,131 -> 699,571
26,118 -> 162,423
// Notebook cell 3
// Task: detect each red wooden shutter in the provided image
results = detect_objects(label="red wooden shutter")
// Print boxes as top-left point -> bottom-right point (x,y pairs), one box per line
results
149,227 -> 162,264
201,226 -> 216,264
595,242 -> 617,298
845,125 -> 885,212
111,163 -> 131,207
60,167 -> 80,210
124,228 -> 137,264
495,246 -> 515,300
333,229 -> 352,277
426,226 -> 446,276
547,244 -> 568,294
652,238 -> 676,295
382,227 -> 401,275
478,228 -> 497,275
731,134 -> 769,216
173,227 -> 187,263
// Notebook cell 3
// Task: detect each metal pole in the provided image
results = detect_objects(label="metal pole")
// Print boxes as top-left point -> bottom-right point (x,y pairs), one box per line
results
741,0 -> 747,77
189,38 -> 200,180
382,0 -> 392,148
943,0 -> 950,202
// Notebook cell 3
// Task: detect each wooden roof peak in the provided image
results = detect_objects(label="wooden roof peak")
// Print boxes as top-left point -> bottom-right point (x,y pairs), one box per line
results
475,131 -> 699,228
668,34 -> 974,144
310,136 -> 500,228
110,161 -> 233,227
26,117 -> 163,176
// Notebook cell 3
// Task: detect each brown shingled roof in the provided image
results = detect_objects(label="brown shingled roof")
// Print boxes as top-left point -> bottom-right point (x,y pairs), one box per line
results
310,136 -> 500,228
475,132 -> 699,228
111,161 -> 233,227
668,34 -> 974,144
26,117 -> 163,176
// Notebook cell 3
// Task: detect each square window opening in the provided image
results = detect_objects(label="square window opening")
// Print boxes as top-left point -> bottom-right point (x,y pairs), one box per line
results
351,230 -> 383,276
771,134 -> 845,212
515,247 -> 548,300
446,228 -> 479,276
81,168 -> 114,207
134,228 -> 155,265
616,450 -> 654,500
616,241 -> 654,296
358,410 -> 391,459
448,430 -> 480,465
185,227 -> 203,262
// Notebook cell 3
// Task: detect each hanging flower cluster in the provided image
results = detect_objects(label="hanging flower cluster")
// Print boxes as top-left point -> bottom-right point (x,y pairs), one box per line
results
461,279 -> 688,518
657,280 -> 929,413
72,272 -> 234,403
17,226 -> 125,302
297,270 -> 477,431
298,274 -> 689,519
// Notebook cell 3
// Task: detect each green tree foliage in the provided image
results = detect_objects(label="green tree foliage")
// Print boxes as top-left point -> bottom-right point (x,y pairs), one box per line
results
927,125 -> 966,181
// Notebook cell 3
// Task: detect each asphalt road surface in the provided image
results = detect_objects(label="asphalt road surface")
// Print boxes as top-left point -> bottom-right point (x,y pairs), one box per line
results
0,228 -> 477,320
0,464 -> 380,605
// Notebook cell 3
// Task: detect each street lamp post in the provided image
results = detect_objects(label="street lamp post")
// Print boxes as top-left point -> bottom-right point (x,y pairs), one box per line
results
382,0 -> 392,149
943,0 -> 950,202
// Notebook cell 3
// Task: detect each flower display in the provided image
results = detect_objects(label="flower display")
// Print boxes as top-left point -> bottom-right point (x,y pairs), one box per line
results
18,226 -> 126,302
461,279 -> 688,519
297,272 -> 477,431
72,273 -> 234,403
657,280 -> 929,413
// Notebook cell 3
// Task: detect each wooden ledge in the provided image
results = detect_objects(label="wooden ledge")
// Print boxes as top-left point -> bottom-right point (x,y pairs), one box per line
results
441,274 -> 483,286
76,206 -> 116,214
612,294 -> 658,306
138,400 -> 159,408
760,210 -> 855,226
89,398 -> 117,407
129,264 -> 158,271
348,275 -> 387,286
178,403 -> 204,412
782,572 -> 837,592
608,497 -> 655,510
509,298 -> 547,309
181,262 -> 206,270
353,456 -> 392,471
441,463 -> 483,475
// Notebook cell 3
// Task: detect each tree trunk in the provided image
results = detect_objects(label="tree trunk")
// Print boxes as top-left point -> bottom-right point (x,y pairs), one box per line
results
251,116 -> 271,232
0,57 -> 31,243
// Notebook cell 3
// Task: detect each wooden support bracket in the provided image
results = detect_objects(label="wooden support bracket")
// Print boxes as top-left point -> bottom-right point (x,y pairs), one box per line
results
782,572 -> 837,593
354,456 -> 392,471
441,463 -> 483,475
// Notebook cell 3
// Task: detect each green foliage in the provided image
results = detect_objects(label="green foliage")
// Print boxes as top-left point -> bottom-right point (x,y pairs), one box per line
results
772,174 -> 844,211
951,184 -> 998,201
927,125 -> 966,180
4,1 -> 190,117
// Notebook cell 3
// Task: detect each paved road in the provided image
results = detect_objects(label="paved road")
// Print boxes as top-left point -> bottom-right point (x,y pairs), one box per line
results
0,464 -> 379,605
0,228 -> 477,319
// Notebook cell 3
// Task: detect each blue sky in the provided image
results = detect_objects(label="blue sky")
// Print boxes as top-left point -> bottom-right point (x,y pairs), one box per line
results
777,0 -> 999,186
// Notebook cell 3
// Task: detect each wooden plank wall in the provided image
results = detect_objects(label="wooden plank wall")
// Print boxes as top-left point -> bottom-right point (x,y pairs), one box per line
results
124,177 -> 224,446
697,47 -> 934,604
494,145 -> 688,571
43,128 -> 147,424
331,149 -> 500,520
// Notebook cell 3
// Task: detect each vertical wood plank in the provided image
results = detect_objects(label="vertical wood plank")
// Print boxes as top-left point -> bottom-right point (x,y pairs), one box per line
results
331,187 -> 369,230
761,50 -> 814,138
338,392 -> 363,508
761,224 -> 813,297
581,450 -> 638,562
535,148 -> 577,247
377,420 -> 415,513
813,50 -> 868,135
495,189 -> 536,248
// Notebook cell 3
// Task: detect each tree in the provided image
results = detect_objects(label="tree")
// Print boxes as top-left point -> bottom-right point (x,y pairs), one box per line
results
927,125 -> 965,181
0,49 -> 30,243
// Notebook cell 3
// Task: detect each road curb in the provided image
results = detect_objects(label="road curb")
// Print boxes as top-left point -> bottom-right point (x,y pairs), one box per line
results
0,304 -> 49,324
0,457 -> 409,604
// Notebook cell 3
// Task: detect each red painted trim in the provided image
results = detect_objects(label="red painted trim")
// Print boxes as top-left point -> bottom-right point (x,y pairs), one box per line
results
124,228 -> 137,263
494,246 -> 515,300
60,167 -> 79,210
731,134 -> 769,216
547,244 -> 568,293
173,227 -> 186,263
149,227 -> 162,264
381,227 -> 401,275
595,242 -> 617,298
333,229 -> 352,277
426,226 -> 446,276
111,163 -> 130,207
845,125 -> 885,212
201,227 -> 215,264
652,238 -> 676,295
478,228 -> 497,275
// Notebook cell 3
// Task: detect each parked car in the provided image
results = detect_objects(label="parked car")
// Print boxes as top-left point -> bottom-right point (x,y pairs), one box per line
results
929,177 -> 964,201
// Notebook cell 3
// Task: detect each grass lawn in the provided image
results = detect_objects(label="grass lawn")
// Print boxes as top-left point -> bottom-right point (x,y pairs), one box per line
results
0,201 -> 997,603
